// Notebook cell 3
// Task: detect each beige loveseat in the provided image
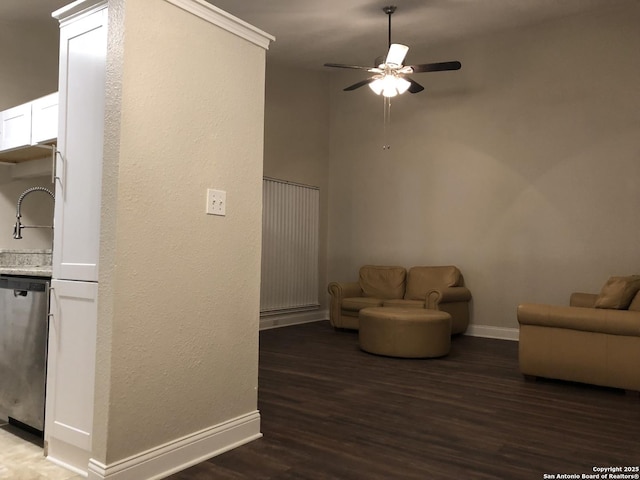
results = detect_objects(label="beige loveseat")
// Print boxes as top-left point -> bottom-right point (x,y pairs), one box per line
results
518,275 -> 640,392
327,265 -> 471,334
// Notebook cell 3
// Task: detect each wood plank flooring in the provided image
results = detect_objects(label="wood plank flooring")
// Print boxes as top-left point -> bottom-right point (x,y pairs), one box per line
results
168,321 -> 640,480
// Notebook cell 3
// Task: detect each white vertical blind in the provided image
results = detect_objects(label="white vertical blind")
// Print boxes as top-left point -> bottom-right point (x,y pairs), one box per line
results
261,178 -> 319,314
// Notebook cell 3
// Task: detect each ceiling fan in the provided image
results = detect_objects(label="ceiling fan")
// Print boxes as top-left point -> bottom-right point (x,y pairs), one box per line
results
324,5 -> 461,97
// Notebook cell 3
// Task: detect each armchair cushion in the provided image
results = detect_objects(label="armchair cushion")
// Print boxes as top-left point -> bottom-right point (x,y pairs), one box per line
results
594,275 -> 640,309
359,265 -> 406,299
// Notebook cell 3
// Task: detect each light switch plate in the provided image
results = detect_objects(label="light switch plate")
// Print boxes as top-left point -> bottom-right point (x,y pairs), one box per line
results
206,189 -> 226,216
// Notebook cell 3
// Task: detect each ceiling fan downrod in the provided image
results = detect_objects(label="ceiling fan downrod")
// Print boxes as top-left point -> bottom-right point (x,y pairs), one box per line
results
383,5 -> 396,49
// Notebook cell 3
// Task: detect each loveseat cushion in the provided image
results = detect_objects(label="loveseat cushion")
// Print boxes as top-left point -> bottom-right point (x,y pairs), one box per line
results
383,299 -> 426,308
359,265 -> 406,299
404,266 -> 461,301
342,297 -> 384,312
594,275 -> 640,310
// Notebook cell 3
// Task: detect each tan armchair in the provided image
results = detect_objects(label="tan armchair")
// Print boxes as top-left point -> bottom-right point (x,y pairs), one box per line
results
518,275 -> 640,391
328,265 -> 471,334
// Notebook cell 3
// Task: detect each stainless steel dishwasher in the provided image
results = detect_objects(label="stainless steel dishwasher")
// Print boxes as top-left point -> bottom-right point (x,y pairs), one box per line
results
0,275 -> 49,433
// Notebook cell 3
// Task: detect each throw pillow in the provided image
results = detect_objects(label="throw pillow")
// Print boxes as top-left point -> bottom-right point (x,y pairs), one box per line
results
594,275 -> 640,309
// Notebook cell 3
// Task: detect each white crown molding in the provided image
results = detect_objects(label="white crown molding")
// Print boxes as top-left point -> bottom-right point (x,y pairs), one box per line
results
164,0 -> 275,50
52,0 -> 107,25
87,411 -> 261,480
53,0 -> 274,50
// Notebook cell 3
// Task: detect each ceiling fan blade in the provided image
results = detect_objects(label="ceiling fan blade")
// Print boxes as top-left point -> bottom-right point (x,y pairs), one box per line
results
407,79 -> 424,94
343,78 -> 376,91
409,61 -> 462,73
324,63 -> 381,72
385,43 -> 409,66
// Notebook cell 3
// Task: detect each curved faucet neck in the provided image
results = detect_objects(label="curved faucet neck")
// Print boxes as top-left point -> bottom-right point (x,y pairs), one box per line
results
13,187 -> 55,240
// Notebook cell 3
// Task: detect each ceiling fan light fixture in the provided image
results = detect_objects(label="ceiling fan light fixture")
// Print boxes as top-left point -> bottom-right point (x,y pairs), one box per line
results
382,87 -> 398,98
395,77 -> 411,94
368,77 -> 384,95
369,74 -> 410,97
382,74 -> 399,97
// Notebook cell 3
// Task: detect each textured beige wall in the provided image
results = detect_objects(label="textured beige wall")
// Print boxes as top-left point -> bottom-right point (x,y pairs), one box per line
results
327,2 -> 640,330
0,19 -> 59,250
263,63 -> 330,313
95,0 -> 267,463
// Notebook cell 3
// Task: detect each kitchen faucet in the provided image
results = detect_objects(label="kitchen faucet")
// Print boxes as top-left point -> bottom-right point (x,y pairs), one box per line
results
13,187 -> 55,239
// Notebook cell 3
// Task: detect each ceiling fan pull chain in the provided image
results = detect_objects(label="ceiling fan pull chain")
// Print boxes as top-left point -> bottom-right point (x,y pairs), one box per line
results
383,96 -> 391,150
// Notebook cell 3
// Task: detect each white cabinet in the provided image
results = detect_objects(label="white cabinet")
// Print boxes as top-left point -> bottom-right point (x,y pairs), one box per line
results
0,92 -> 58,175
45,280 -> 97,472
31,92 -> 59,145
0,102 -> 32,151
52,5 -> 107,283
47,1 -> 107,475
0,93 -> 58,154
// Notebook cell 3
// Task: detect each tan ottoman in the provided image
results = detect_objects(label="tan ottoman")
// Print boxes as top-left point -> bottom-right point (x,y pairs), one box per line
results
359,307 -> 452,358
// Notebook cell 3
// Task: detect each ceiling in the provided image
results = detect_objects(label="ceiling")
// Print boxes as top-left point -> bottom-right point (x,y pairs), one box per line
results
0,0 -> 630,70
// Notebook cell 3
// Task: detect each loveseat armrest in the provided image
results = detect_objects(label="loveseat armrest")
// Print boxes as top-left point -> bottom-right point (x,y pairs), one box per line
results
517,303 -> 640,337
569,292 -> 598,308
426,286 -> 472,309
328,281 -> 363,328
328,281 -> 362,299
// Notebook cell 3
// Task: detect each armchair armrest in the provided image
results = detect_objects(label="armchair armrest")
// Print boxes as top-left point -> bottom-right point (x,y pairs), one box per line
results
569,292 -> 598,308
517,303 -> 640,337
426,286 -> 472,309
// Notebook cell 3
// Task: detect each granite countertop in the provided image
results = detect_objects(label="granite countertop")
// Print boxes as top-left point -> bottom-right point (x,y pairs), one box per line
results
0,265 -> 52,277
0,249 -> 52,278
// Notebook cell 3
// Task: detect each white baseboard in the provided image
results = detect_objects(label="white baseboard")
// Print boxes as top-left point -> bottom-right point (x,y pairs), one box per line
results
47,438 -> 91,477
87,411 -> 261,480
465,324 -> 519,341
258,314 -> 520,341
260,309 -> 328,330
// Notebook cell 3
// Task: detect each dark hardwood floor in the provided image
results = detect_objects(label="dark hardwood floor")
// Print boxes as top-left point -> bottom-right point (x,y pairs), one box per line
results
168,321 -> 640,480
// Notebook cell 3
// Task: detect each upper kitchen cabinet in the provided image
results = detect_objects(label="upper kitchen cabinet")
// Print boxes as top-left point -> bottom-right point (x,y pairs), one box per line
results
31,93 -> 59,145
0,92 -> 59,162
0,102 -> 31,151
